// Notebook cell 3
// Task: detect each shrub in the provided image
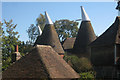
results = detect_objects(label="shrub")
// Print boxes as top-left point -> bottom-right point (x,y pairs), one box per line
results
64,54 -> 93,73
79,71 -> 95,79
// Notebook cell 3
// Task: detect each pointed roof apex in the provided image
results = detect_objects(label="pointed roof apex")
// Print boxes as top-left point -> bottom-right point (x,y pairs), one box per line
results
81,6 -> 90,21
45,11 -> 53,24
38,25 -> 42,36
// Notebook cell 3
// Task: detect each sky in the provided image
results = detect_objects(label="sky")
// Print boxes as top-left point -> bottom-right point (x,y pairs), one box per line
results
1,2 -> 118,42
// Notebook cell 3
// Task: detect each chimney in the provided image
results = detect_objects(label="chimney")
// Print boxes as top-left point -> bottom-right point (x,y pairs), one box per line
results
11,45 -> 21,63
58,53 -> 64,58
61,55 -> 64,58
16,45 -> 18,52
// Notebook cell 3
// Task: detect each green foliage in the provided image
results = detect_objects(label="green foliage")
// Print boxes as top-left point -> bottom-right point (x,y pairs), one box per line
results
0,22 -> 3,37
27,13 -> 79,44
27,24 -> 38,44
36,13 -> 46,31
1,19 -> 21,71
64,53 -> 96,79
64,53 -> 93,72
54,19 -> 78,42
18,41 -> 33,56
79,71 -> 95,79
27,14 -> 45,44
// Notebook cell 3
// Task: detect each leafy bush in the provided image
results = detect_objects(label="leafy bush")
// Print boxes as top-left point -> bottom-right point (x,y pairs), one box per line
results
79,71 -> 95,79
64,53 -> 93,73
64,53 -> 96,79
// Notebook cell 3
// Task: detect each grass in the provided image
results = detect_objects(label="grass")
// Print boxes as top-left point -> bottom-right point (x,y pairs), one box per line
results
79,71 -> 95,79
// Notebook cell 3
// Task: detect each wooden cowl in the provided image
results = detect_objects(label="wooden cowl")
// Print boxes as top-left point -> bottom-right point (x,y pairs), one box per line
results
73,21 -> 96,57
34,24 -> 64,54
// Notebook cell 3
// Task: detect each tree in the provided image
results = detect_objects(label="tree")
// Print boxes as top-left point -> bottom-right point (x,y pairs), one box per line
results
27,24 -> 38,45
36,13 -> 46,31
0,21 -> 3,70
1,20 -> 35,71
1,19 -> 21,70
27,14 -> 46,44
54,19 -> 79,42
27,13 -> 79,44
19,41 -> 33,56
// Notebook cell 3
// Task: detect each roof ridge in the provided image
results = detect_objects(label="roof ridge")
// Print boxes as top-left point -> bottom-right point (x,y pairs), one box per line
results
90,17 -> 120,46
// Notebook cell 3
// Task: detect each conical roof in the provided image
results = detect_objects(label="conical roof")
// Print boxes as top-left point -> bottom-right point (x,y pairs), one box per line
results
38,25 -> 42,36
2,45 -> 80,79
45,11 -> 53,24
90,16 -> 120,46
34,12 -> 64,54
73,7 -> 96,57
81,6 -> 90,21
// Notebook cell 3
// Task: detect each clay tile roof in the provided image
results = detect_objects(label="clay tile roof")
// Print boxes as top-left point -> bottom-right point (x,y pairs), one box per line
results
90,16 -> 120,46
34,24 -> 64,54
2,45 -> 79,79
34,12 -> 64,54
73,21 -> 96,53
73,7 -> 96,54
62,37 -> 76,50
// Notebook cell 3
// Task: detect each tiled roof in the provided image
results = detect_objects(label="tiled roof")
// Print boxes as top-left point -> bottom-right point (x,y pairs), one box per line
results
2,45 -> 79,79
34,24 -> 64,54
90,17 -> 120,46
73,21 -> 96,54
63,38 -> 76,50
